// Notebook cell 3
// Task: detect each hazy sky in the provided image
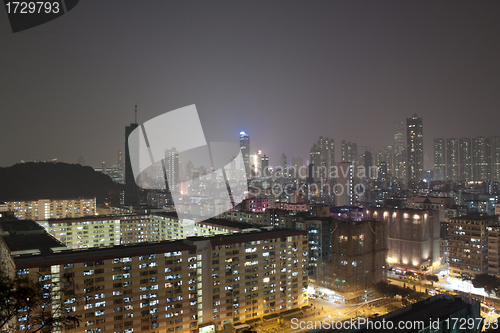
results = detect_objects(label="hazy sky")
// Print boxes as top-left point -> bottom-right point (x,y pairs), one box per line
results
1,1 -> 500,170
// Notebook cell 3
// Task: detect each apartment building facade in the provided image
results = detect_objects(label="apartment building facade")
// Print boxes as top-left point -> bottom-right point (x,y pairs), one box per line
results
1,219 -> 308,333
5,197 -> 96,220
448,215 -> 497,277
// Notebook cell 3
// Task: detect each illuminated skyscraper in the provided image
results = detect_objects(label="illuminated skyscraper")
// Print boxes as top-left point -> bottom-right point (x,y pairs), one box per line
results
459,138 -> 472,181
394,121 -> 405,180
472,136 -> 487,181
309,136 -> 335,181
488,136 -> 500,182
406,114 -> 423,185
446,138 -> 459,181
280,153 -> 287,177
165,148 -> 179,190
239,131 -> 250,175
433,138 -> 445,181
341,140 -> 357,163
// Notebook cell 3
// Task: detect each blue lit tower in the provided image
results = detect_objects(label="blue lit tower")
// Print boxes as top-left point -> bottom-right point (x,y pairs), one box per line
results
239,131 -> 250,175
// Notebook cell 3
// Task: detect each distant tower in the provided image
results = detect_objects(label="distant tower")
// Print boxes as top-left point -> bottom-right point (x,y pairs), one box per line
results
335,162 -> 354,206
446,138 -> 459,181
165,148 -> 179,190
239,131 -> 250,176
249,150 -> 262,177
459,138 -> 472,181
261,154 -> 269,177
124,104 -> 140,206
309,136 -> 335,181
364,151 -> 373,179
117,150 -> 124,170
341,140 -> 357,163
472,136 -> 487,181
77,157 -> 85,166
281,153 -> 287,177
406,114 -> 423,185
433,138 -> 445,181
394,121 -> 405,180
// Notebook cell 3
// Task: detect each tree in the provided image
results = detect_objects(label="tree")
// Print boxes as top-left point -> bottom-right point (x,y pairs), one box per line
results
0,270 -> 79,332
471,274 -> 500,297
425,274 -> 439,287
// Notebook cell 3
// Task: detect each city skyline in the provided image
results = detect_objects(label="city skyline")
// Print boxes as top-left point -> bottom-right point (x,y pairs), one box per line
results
1,2 -> 500,170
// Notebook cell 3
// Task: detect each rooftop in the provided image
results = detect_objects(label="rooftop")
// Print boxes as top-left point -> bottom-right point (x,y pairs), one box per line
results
335,295 -> 479,333
197,218 -> 262,231
8,227 -> 306,268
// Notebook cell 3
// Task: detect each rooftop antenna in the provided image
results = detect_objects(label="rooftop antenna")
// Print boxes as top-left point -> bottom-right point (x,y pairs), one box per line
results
134,103 -> 138,124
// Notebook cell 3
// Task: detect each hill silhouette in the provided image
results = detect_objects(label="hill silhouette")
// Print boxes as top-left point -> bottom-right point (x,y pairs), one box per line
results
0,162 -> 124,205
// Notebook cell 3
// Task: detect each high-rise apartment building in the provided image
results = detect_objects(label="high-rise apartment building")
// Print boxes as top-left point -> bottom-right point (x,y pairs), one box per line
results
316,219 -> 387,292
261,154 -> 269,177
446,138 -> 459,181
448,215 -> 497,277
5,198 -> 96,220
459,138 -> 472,181
394,121 -> 405,180
0,219 -> 308,333
472,137 -> 487,181
406,114 -> 423,185
433,138 -> 446,181
249,151 -> 262,178
124,105 -> 140,206
165,148 -> 179,190
309,136 -> 335,181
341,140 -> 357,163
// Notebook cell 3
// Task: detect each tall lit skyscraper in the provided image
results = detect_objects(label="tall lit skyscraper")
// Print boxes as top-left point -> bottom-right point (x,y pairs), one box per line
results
292,157 -> 304,168
459,138 -> 472,181
249,150 -> 262,177
117,150 -> 124,170
488,136 -> 500,182
124,104 -> 140,206
406,114 -> 423,185
165,148 -> 179,190
394,121 -> 405,180
364,151 -> 373,179
434,138 -> 445,181
472,136 -> 487,181
309,136 -> 335,181
341,140 -> 357,163
446,138 -> 459,181
239,131 -> 250,175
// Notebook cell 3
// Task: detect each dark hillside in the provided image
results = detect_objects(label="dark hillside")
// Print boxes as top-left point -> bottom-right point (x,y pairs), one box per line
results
0,162 -> 123,205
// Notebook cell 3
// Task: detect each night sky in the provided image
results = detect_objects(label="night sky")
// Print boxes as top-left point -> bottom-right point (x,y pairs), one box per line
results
1,1 -> 500,170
